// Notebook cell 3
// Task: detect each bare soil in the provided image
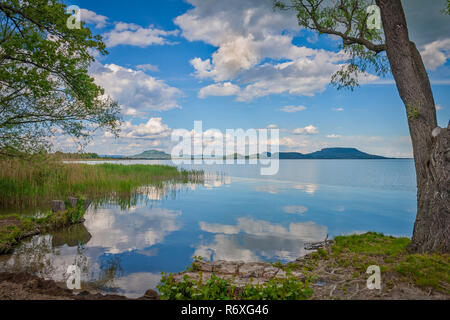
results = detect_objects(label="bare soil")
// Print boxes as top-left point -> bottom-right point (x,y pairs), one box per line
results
0,272 -> 159,300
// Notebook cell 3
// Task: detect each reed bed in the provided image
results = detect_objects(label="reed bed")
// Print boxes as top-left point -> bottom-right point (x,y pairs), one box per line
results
0,158 -> 203,209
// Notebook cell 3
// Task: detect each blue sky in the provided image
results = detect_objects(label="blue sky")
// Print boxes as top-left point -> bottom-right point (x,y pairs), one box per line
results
59,0 -> 450,158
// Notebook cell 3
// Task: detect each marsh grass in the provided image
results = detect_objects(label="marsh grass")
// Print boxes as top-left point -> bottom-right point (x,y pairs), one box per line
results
0,157 -> 203,209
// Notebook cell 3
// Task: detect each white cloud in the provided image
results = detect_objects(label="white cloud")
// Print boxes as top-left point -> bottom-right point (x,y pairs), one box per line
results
420,39 -> 450,71
292,125 -> 319,135
175,0 -> 372,101
80,9 -> 108,28
121,118 -> 171,140
103,22 -> 179,48
280,105 -> 307,113
90,62 -> 182,114
198,82 -> 240,98
195,217 -> 328,261
332,107 -> 344,112
84,207 -> 182,254
136,64 -> 159,72
326,134 -> 342,139
436,104 -> 443,111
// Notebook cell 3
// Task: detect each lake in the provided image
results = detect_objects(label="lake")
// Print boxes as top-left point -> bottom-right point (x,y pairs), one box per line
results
0,159 -> 417,297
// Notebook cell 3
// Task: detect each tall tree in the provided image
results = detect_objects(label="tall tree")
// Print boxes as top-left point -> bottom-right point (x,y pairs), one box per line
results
0,0 -> 120,156
274,0 -> 449,253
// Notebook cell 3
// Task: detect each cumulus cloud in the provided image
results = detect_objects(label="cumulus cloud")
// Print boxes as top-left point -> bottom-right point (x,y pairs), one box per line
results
121,118 -> 171,140
292,125 -> 319,135
198,82 -> 240,98
280,105 -> 307,113
103,22 -> 179,48
80,9 -> 108,28
420,39 -> 450,70
175,0 -> 367,101
90,62 -> 182,114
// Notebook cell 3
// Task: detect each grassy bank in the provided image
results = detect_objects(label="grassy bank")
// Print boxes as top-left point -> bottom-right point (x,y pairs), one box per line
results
157,233 -> 450,300
300,232 -> 450,295
0,158 -> 203,209
0,199 -> 88,254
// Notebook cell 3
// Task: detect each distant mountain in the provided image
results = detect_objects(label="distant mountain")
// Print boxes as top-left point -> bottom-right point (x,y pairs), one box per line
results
125,148 -> 389,160
98,155 -> 125,159
130,150 -> 171,159
274,148 -> 390,160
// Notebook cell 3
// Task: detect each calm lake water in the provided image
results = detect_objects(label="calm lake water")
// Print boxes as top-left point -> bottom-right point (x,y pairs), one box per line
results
0,159 -> 417,297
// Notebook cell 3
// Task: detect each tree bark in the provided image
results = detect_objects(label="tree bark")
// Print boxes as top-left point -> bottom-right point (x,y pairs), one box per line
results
376,0 -> 449,253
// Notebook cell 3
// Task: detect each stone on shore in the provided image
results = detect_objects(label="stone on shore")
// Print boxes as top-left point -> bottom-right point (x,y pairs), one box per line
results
172,260 -> 304,287
51,200 -> 65,213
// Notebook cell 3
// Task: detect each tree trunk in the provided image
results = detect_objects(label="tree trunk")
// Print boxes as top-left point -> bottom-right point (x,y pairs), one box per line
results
376,0 -> 450,253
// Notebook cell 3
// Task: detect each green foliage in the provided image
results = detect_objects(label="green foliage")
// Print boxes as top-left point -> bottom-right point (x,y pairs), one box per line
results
157,257 -> 313,300
158,272 -> 313,300
0,0 -> 121,155
443,0 -> 450,15
240,276 -> 313,300
158,273 -> 237,300
0,206 -> 87,253
187,256 -> 204,272
274,0 -> 389,90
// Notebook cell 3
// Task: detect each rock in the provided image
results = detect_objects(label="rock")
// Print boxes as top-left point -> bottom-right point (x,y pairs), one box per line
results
262,266 -> 281,279
51,200 -> 65,213
212,261 -> 240,274
143,289 -> 160,300
67,197 -> 78,208
238,263 -> 267,278
197,261 -> 214,272
83,199 -> 92,210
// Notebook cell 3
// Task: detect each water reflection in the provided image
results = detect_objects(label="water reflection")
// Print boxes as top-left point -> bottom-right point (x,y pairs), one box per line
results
196,217 -> 328,262
0,161 -> 417,297
84,207 -> 182,254
253,182 -> 319,195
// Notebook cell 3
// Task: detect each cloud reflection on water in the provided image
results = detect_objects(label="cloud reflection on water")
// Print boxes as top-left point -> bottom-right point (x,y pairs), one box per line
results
196,217 -> 327,262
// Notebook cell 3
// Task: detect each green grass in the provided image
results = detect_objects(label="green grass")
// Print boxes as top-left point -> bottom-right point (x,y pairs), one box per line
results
309,232 -> 450,294
0,199 -> 88,253
0,158 -> 203,209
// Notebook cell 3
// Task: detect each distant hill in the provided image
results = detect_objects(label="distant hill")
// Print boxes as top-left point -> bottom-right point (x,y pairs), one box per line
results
130,150 -> 171,159
274,148 -> 390,159
123,148 -> 390,160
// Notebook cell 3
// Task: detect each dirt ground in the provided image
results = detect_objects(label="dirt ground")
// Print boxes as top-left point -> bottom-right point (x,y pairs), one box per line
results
0,272 -> 159,300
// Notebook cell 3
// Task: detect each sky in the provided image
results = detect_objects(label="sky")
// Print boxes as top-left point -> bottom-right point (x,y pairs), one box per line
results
57,0 -> 450,158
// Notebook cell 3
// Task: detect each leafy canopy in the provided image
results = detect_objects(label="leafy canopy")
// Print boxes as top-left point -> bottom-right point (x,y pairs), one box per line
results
274,0 -> 389,89
0,0 -> 121,156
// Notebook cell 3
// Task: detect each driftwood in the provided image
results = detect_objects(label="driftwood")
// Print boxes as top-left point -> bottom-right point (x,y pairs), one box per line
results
304,235 -> 334,250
